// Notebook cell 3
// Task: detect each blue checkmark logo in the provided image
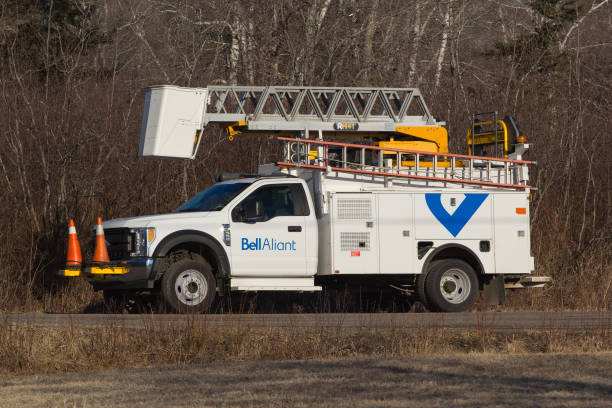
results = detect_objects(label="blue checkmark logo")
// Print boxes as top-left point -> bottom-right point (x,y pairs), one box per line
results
425,193 -> 488,237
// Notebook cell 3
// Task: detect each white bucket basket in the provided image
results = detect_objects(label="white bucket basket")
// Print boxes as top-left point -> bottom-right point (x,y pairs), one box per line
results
138,85 -> 208,159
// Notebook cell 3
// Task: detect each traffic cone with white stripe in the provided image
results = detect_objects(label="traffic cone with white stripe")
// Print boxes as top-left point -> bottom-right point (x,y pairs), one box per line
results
92,217 -> 110,264
62,219 -> 82,276
66,219 -> 82,267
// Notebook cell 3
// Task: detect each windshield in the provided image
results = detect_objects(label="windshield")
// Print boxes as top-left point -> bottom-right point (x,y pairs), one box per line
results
174,181 -> 252,212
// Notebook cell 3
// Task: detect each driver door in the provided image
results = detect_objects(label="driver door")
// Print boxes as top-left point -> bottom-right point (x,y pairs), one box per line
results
229,182 -> 309,277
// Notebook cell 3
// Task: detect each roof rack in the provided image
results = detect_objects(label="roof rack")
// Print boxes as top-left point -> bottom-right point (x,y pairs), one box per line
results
277,137 -> 534,190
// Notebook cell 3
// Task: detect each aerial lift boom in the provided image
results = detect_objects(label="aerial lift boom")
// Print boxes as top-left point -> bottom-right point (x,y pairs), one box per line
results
139,84 -> 530,183
138,85 -> 449,160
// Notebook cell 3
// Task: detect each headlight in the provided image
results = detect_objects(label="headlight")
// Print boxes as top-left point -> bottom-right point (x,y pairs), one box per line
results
130,227 -> 155,257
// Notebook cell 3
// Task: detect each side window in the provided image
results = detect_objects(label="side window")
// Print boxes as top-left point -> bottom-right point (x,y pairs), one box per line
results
232,184 -> 308,222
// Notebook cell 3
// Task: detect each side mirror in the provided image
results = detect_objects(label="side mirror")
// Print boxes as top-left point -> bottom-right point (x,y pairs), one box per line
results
244,200 -> 262,220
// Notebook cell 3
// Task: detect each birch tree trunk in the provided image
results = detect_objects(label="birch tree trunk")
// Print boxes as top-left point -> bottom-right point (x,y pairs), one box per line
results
434,0 -> 452,88
407,1 -> 435,86
294,0 -> 333,85
229,15 -> 241,85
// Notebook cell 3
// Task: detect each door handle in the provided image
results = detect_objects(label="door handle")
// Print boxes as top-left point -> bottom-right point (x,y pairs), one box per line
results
288,225 -> 302,232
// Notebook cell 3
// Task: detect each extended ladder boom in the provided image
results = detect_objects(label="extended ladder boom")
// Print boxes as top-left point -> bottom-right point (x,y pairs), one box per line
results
139,85 -> 444,159
204,85 -> 437,127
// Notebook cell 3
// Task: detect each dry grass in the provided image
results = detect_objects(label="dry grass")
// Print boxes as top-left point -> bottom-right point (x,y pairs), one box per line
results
1,354 -> 611,407
0,318 -> 610,376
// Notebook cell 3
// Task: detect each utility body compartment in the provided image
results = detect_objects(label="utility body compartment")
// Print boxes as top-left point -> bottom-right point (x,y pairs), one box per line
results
311,171 -> 532,278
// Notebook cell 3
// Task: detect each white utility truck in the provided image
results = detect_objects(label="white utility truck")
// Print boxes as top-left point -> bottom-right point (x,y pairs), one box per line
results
64,85 -> 549,312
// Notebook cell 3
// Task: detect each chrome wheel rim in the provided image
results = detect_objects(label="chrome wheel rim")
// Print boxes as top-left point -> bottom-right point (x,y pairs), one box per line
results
175,269 -> 207,306
439,268 -> 471,304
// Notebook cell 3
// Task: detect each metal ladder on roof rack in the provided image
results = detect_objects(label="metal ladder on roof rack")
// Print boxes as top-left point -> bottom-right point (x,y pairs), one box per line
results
276,137 -> 534,190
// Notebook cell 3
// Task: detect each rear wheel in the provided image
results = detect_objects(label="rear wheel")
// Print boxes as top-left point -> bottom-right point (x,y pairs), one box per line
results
425,259 -> 479,312
161,259 -> 216,313
416,260 -> 443,310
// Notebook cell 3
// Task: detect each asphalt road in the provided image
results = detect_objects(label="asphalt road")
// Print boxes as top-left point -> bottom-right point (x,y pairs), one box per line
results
2,311 -> 611,330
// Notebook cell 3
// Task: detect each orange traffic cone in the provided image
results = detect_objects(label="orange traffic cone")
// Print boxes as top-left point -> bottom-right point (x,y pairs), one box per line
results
66,219 -> 82,267
93,217 -> 110,263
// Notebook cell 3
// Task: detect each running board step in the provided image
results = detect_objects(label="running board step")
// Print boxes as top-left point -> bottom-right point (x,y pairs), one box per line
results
230,277 -> 321,292
505,276 -> 552,289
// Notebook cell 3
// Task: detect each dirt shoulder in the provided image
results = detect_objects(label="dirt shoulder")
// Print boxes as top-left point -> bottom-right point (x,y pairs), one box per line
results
1,354 -> 611,408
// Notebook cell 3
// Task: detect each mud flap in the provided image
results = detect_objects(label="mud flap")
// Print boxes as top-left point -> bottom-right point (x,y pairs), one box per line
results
483,274 -> 506,306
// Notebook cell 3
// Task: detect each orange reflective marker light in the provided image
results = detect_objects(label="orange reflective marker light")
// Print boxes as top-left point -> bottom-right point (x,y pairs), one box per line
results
92,217 -> 110,263
66,219 -> 82,267
516,208 -> 527,215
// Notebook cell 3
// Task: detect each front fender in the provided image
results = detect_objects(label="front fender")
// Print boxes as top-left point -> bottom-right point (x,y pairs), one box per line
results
151,230 -> 231,280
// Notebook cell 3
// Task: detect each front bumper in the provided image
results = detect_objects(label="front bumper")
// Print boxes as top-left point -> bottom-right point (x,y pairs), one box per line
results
59,265 -> 130,277
58,258 -> 155,290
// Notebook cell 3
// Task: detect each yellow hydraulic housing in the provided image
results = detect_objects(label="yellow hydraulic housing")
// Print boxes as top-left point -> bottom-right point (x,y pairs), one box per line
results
226,122 -> 447,148
378,126 -> 450,168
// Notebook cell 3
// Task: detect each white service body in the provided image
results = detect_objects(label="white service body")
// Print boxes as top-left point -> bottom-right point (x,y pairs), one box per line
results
102,166 -> 534,291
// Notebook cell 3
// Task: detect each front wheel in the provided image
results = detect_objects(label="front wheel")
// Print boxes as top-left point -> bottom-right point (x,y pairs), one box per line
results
425,259 -> 479,312
161,259 -> 216,313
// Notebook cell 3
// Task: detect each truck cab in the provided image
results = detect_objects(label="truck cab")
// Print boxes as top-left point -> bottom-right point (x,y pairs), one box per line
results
99,176 -> 318,312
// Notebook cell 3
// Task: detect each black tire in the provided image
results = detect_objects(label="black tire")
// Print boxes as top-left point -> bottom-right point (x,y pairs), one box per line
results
416,260 -> 444,310
425,259 -> 479,312
161,259 -> 216,313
